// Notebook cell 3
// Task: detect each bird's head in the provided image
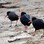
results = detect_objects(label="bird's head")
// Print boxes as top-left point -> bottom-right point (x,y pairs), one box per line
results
5,11 -> 11,18
32,17 -> 37,21
7,11 -> 11,16
21,12 -> 26,16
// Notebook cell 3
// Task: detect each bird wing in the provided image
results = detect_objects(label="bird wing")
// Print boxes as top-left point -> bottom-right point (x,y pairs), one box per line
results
24,14 -> 31,20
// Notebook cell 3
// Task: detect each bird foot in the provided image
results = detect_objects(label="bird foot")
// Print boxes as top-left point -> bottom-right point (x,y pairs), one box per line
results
24,30 -> 27,33
29,32 -> 35,36
32,34 -> 35,36
10,35 -> 14,37
15,25 -> 18,27
9,25 -> 12,27
41,35 -> 44,38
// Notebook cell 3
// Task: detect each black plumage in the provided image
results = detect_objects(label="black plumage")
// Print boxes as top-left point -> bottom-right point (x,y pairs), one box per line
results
6,11 -> 19,27
20,12 -> 32,32
20,12 -> 32,26
32,17 -> 44,31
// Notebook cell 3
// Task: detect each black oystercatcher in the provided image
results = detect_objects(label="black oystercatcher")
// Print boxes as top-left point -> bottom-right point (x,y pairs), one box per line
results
32,17 -> 44,31
6,11 -> 19,27
32,17 -> 44,36
20,12 -> 32,32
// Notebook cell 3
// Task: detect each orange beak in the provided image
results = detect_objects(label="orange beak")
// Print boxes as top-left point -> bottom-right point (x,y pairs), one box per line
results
28,20 -> 32,24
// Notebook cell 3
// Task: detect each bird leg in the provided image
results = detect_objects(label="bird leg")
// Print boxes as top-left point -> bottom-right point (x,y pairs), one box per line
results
31,29 -> 40,36
43,30 -> 44,36
9,21 -> 12,27
15,20 -> 18,27
24,26 -> 28,32
41,29 -> 44,37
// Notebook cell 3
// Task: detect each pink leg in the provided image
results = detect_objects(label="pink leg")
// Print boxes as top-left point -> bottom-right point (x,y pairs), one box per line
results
24,26 -> 28,32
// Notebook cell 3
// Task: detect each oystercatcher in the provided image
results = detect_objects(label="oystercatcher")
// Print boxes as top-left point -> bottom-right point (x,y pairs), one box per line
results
20,12 -> 32,32
32,17 -> 44,36
32,17 -> 44,30
6,11 -> 19,27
